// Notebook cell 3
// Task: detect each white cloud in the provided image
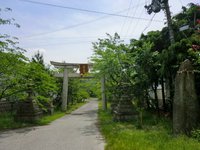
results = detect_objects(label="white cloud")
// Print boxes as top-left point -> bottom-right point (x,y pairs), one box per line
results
26,48 -> 46,54
24,48 -> 47,60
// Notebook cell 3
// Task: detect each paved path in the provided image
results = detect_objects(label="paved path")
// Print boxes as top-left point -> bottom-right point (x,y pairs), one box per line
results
0,99 -> 105,150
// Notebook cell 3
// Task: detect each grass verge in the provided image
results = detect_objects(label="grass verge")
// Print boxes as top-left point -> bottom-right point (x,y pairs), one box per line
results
0,101 -> 86,130
98,104 -> 200,150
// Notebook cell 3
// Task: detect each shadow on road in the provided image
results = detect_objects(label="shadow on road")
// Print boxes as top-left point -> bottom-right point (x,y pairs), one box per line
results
0,127 -> 37,140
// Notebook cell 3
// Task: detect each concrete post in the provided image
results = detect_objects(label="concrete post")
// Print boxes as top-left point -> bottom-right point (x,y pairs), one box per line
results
101,75 -> 107,110
62,67 -> 68,111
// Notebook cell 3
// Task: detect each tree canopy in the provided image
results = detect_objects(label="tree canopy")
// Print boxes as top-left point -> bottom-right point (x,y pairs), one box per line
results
91,3 -> 200,113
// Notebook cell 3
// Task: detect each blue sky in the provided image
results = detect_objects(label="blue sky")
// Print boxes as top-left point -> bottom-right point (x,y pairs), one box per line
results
0,0 -> 199,64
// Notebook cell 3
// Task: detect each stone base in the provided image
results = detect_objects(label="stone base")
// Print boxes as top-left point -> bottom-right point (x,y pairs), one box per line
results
113,95 -> 137,121
15,100 -> 42,122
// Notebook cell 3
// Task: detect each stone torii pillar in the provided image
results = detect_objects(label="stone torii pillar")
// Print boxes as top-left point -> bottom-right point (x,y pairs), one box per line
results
51,61 -> 79,111
62,66 -> 68,111
50,61 -> 91,111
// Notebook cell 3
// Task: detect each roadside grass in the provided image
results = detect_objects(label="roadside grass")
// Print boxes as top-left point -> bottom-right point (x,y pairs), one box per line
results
0,112 -> 34,130
98,104 -> 200,150
0,101 -> 86,130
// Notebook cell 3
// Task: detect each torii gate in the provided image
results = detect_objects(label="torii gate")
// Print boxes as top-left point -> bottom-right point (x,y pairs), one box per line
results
50,61 -> 106,111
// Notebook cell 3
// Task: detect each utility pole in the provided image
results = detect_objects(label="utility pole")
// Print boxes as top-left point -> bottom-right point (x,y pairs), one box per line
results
163,0 -> 175,44
144,0 -> 175,107
161,0 -> 175,103
145,0 -> 175,44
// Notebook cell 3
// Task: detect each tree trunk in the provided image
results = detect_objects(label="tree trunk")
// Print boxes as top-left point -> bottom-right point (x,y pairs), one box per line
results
101,75 -> 107,111
153,82 -> 160,116
169,76 -> 174,113
161,77 -> 166,111
145,89 -> 150,109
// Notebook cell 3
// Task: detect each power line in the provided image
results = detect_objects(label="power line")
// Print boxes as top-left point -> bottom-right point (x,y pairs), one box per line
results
124,0 -> 141,37
22,40 -> 93,47
19,0 -> 162,22
129,7 -> 145,38
119,0 -> 133,35
22,35 -> 134,41
141,13 -> 156,34
22,16 -> 108,38
23,36 -> 107,40
21,3 -> 157,39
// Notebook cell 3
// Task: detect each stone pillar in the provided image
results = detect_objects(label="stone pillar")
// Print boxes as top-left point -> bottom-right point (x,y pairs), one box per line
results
62,67 -> 68,111
101,75 -> 107,110
173,59 -> 200,135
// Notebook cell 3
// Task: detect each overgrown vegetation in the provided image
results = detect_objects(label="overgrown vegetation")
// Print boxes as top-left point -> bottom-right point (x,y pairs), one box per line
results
91,3 -> 200,120
92,3 -> 200,146
98,104 -> 200,150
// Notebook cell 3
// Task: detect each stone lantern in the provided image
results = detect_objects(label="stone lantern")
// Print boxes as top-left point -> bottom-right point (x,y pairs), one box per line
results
113,84 -> 137,121
15,84 -> 42,122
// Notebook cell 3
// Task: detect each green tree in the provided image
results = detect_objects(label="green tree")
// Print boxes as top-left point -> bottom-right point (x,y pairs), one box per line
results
28,52 -> 58,111
0,8 -> 27,101
0,9 -> 59,113
0,52 -> 27,100
31,51 -> 44,66
91,33 -> 134,99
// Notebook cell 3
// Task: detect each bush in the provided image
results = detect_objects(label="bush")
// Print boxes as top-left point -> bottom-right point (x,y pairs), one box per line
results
191,129 -> 200,141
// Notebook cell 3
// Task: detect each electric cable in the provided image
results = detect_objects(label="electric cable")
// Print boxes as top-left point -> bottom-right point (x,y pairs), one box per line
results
22,40 -> 92,47
129,7 -> 145,38
19,0 -> 162,22
124,0 -> 141,37
119,0 -> 133,35
141,13 -> 156,34
20,2 -> 157,39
